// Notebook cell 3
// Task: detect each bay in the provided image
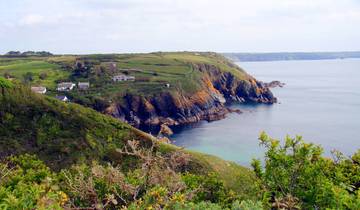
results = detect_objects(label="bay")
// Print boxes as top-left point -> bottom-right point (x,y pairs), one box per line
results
172,59 -> 360,166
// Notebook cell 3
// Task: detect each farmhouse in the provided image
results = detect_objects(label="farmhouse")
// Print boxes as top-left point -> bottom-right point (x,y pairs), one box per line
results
112,74 -> 135,82
57,82 -> 75,91
78,82 -> 90,90
55,95 -> 69,102
31,86 -> 47,94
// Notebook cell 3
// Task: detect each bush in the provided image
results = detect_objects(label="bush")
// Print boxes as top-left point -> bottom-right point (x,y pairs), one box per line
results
22,72 -> 34,83
182,173 -> 231,205
39,72 -> 48,80
252,132 -> 360,209
0,77 -> 13,88
0,155 -> 66,209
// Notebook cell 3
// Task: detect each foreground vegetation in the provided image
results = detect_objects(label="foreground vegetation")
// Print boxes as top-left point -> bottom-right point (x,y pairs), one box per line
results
1,134 -> 358,209
253,133 -> 360,209
0,80 -> 359,209
0,80 -> 257,209
0,146 -> 262,210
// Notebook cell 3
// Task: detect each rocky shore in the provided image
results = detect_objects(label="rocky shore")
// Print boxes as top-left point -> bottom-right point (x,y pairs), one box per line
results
263,80 -> 285,88
104,63 -> 276,131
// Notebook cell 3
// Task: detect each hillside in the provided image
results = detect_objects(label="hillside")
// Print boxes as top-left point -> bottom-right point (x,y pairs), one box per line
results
0,52 -> 276,130
1,80 -> 359,209
0,80 -> 256,193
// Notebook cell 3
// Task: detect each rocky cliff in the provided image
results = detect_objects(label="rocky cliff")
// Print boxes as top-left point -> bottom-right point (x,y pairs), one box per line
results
105,63 -> 276,130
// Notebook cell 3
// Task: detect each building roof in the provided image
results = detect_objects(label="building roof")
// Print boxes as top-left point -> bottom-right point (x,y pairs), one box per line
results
78,82 -> 89,85
57,82 -> 75,88
78,82 -> 90,90
78,82 -> 89,87
55,95 -> 68,101
31,86 -> 46,92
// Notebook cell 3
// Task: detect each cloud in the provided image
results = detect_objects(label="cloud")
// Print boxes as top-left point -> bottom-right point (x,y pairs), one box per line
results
19,14 -> 46,26
1,0 -> 360,53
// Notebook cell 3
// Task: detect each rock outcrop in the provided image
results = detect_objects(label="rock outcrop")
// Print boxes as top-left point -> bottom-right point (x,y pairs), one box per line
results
104,64 -> 276,130
263,80 -> 285,88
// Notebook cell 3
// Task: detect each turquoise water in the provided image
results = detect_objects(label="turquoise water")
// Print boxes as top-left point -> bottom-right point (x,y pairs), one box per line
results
172,59 -> 360,166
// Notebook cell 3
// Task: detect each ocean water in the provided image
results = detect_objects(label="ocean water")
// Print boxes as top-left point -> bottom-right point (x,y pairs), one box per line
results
171,59 -> 360,166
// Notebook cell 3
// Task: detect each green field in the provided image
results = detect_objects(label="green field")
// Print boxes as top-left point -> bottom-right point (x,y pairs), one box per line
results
0,57 -> 70,88
0,52 -> 249,104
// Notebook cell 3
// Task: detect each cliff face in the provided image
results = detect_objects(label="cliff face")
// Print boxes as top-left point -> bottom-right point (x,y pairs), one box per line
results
105,64 -> 276,129
197,63 -> 276,104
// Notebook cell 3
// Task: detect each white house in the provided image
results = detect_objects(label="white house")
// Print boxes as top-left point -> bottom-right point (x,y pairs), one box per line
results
112,74 -> 135,82
126,76 -> 135,81
78,82 -> 90,90
57,82 -> 75,91
31,86 -> 47,94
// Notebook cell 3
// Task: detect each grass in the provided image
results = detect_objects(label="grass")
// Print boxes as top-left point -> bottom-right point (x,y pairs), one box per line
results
158,143 -> 257,199
0,58 -> 70,88
188,151 -> 257,199
85,52 -> 248,97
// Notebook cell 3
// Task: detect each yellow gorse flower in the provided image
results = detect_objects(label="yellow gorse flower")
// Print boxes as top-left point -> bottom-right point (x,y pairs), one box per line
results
58,191 -> 68,206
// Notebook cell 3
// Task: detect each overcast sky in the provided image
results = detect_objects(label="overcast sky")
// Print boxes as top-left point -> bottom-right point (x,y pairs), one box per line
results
1,0 -> 360,54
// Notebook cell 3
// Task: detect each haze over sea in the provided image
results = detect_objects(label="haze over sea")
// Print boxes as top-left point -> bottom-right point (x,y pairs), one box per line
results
172,58 -> 360,166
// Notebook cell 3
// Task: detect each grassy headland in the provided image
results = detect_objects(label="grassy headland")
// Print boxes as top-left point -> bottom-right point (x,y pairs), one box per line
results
0,51 -> 276,129
0,52 -> 248,96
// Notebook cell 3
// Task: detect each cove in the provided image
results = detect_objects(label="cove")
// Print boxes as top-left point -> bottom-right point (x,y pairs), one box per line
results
171,59 -> 360,166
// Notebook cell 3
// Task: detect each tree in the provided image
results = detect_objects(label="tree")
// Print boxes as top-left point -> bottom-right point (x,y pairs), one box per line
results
5,51 -> 21,56
39,72 -> 48,80
22,72 -> 34,83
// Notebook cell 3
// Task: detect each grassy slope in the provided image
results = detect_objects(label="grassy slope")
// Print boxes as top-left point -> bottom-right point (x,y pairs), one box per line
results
0,82 -> 256,197
0,83 -> 134,169
158,143 -> 257,198
91,52 -> 249,96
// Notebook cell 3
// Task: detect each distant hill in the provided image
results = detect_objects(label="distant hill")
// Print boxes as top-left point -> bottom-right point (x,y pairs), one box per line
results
223,51 -> 360,62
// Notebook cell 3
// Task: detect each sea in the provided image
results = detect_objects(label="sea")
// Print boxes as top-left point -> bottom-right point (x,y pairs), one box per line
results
172,59 -> 360,166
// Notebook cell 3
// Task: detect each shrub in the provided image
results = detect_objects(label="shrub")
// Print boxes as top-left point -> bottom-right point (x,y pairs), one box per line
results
22,72 -> 34,83
0,155 -> 65,209
39,72 -> 48,80
0,77 -> 13,88
252,132 -> 360,209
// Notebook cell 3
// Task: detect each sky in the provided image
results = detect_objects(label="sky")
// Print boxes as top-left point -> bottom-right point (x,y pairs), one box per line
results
1,0 -> 360,54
